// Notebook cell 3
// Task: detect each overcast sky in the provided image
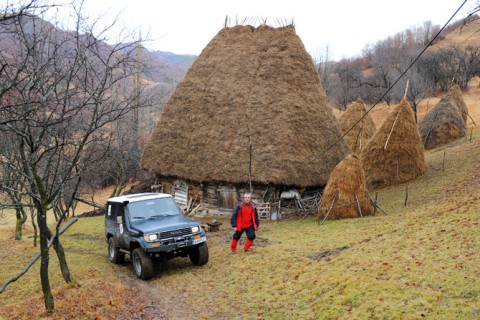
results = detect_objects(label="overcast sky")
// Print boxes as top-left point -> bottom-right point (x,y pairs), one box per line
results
78,0 -> 475,60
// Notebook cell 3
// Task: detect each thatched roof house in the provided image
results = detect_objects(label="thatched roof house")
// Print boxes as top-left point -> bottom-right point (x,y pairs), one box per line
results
317,154 -> 373,220
141,24 -> 349,208
338,99 -> 376,153
418,94 -> 466,150
360,98 -> 427,190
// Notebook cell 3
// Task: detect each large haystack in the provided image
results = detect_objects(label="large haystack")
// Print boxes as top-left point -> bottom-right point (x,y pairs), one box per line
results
338,99 -> 376,153
449,84 -> 469,124
360,98 -> 427,190
317,154 -> 373,220
141,25 -> 349,187
418,95 -> 466,149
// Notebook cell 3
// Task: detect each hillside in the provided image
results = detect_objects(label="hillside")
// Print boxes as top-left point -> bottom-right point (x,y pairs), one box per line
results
0,129 -> 479,319
0,15 -> 195,107
433,15 -> 480,51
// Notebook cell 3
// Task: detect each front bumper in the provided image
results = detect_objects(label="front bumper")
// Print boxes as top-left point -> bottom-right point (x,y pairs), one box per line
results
143,234 -> 206,253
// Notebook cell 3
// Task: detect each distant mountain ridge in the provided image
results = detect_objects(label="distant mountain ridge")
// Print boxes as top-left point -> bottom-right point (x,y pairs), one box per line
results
141,49 -> 196,86
0,14 -> 196,92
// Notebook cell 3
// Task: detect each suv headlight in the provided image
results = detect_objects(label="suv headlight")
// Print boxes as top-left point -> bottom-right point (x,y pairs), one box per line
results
143,233 -> 158,242
191,226 -> 200,233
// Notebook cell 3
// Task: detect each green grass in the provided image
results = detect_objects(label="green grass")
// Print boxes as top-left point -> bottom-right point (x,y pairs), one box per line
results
1,138 -> 479,319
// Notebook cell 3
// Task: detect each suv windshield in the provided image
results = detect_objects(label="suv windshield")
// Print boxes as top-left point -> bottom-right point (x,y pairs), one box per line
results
128,197 -> 181,220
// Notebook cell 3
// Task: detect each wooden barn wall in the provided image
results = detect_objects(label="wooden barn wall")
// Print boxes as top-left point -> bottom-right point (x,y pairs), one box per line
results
152,175 -> 282,210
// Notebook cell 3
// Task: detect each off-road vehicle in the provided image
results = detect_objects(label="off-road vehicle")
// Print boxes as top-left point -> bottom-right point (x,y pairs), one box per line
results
105,193 -> 208,280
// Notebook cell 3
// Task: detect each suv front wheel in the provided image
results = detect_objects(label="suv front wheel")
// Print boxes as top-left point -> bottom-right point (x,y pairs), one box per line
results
189,242 -> 209,266
132,248 -> 154,280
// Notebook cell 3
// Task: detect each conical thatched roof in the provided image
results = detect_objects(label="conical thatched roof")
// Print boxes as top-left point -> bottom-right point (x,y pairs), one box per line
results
418,95 -> 466,150
338,99 -> 376,154
318,154 -> 373,220
449,84 -> 469,124
360,98 -> 427,190
141,25 -> 349,187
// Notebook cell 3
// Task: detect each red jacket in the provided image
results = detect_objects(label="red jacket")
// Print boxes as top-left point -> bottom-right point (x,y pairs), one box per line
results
230,201 -> 259,231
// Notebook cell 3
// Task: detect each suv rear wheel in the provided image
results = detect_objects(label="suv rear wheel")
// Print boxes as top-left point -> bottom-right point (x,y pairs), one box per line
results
189,242 -> 209,265
108,237 -> 124,264
132,248 -> 154,280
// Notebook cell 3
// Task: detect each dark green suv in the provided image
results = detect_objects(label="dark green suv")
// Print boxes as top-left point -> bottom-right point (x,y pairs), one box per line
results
105,193 -> 208,280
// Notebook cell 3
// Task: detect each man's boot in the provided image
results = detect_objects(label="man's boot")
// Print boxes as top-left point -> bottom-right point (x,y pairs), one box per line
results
244,239 -> 253,252
231,239 -> 238,254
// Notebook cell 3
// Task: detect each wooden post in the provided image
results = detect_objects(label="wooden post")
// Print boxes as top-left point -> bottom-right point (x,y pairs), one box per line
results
470,127 -> 473,143
355,194 -> 363,218
373,192 -> 378,216
320,193 -> 337,225
404,185 -> 409,207
442,149 -> 447,172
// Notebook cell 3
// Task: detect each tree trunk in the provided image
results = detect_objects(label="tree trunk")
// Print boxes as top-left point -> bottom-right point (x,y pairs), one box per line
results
31,207 -> 38,247
37,203 -> 54,312
15,210 -> 23,240
14,208 -> 27,240
47,227 -> 76,284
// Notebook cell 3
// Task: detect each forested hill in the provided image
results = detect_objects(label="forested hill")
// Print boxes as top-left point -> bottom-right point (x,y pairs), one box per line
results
0,14 -> 196,93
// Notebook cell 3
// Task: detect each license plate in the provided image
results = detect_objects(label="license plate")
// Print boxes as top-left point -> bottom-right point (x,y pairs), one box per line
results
192,236 -> 206,245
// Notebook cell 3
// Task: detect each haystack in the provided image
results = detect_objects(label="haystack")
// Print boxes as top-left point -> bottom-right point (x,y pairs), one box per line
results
360,98 -> 427,190
418,94 -> 466,150
317,154 -> 373,220
338,99 -> 376,153
141,25 -> 349,190
449,84 -> 469,124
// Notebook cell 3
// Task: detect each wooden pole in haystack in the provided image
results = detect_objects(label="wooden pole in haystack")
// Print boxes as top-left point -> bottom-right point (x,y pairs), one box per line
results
384,111 -> 400,150
404,79 -> 410,98
248,142 -> 252,194
355,194 -> 363,218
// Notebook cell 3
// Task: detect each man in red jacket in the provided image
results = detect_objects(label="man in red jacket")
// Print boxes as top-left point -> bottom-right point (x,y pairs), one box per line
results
230,193 -> 259,253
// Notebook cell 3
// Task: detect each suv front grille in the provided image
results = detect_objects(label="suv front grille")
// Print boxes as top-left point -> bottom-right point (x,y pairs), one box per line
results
159,228 -> 192,240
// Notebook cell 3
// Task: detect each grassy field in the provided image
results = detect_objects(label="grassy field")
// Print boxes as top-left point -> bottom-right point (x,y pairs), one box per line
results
0,134 -> 479,319
1,80 -> 480,319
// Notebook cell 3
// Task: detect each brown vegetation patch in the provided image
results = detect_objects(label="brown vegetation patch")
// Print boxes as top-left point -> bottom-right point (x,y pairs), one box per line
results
78,208 -> 104,217
1,279 -> 166,320
308,245 -> 350,261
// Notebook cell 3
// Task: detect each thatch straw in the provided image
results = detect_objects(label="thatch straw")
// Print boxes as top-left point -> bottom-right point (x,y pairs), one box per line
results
360,98 -> 427,190
141,25 -> 349,187
418,95 -> 466,150
449,84 -> 469,124
317,154 -> 373,220
338,99 -> 376,154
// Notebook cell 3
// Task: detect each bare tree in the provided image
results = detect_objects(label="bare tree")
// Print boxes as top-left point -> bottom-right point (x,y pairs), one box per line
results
328,58 -> 364,109
0,3 -> 152,312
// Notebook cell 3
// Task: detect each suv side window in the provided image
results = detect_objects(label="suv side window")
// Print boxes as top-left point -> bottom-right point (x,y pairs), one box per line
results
106,202 -> 125,222
106,203 -> 114,220
117,203 -> 125,222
